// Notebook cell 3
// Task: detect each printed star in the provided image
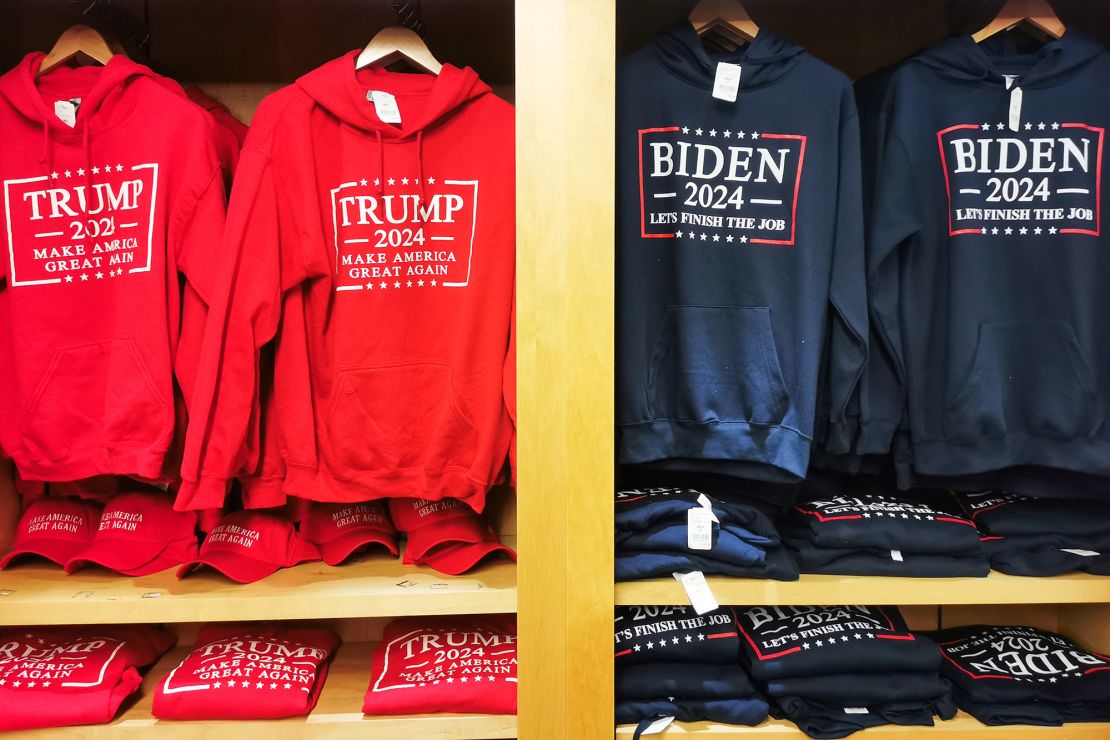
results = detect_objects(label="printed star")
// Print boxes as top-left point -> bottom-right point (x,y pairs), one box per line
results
1052,122 -> 1060,129
270,683 -> 278,689
374,177 -> 381,186
633,644 -> 641,652
64,275 -> 73,283
726,234 -> 734,243
863,512 -> 872,518
394,281 -> 401,288
802,642 -> 811,650
214,681 -> 222,688
256,682 -> 264,689
28,681 -> 35,688
92,166 -> 100,174
12,681 -> 20,687
360,178 -> 368,186
1004,227 -> 1013,234
996,122 -> 1006,130
698,634 -> 706,641
736,130 -> 746,139
1038,122 -> 1046,130
1034,227 -> 1043,234
367,281 -> 375,289
739,235 -> 748,244
1049,226 -> 1058,234
284,683 -> 292,689
417,279 -> 425,286
80,273 -> 89,281
42,681 -> 50,687
681,126 -> 690,134
0,680 -> 5,686
380,281 -> 388,289
901,513 -> 909,518
51,171 -> 59,179
751,132 -> 760,139
227,680 -> 236,687
854,633 -> 863,639
913,514 -> 922,520
95,271 -> 104,279
981,227 -> 988,234
867,633 -> 876,639
406,280 -> 413,287
700,233 -> 707,241
76,168 -> 86,176
414,178 -> 421,185
992,227 -> 999,235
677,230 -> 686,239
816,639 -> 824,647
709,129 -> 718,137
646,641 -> 655,649
104,163 -> 112,172
116,164 -> 124,172
402,177 -> 410,185
672,637 -> 680,645
64,170 -> 72,178
1019,227 -> 1028,234
685,635 -> 693,642
488,676 -> 497,682
427,177 -> 436,184
446,677 -> 455,683
1050,677 -> 1058,683
433,680 -> 441,685
461,676 -> 469,683
419,682 -> 426,687
388,177 -> 396,185
981,123 -> 991,131
1024,122 -> 1033,130
723,129 -> 732,137
842,635 -> 850,643
695,128 -> 703,136
431,279 -> 437,286
712,234 -> 720,242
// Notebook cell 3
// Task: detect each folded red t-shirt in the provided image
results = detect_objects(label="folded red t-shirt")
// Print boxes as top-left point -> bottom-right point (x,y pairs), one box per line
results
152,623 -> 339,719
363,615 -> 517,715
0,625 -> 175,731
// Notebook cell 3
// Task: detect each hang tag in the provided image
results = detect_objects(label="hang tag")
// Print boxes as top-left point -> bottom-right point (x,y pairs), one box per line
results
368,90 -> 402,123
712,62 -> 742,102
1062,548 -> 1101,557
673,571 -> 719,615
843,707 -> 870,715
1008,86 -> 1023,132
688,507 -> 715,550
890,549 -> 904,562
1002,75 -> 1018,90
53,99 -> 78,128
695,493 -> 720,521
638,716 -> 676,735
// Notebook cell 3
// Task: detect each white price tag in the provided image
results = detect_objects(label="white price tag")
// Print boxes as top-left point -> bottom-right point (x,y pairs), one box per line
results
712,62 -> 742,102
368,90 -> 402,123
688,507 -> 715,550
1062,548 -> 1100,557
639,716 -> 676,735
890,549 -> 904,562
1008,85 -> 1023,132
54,100 -> 78,127
843,707 -> 870,715
672,571 -> 719,615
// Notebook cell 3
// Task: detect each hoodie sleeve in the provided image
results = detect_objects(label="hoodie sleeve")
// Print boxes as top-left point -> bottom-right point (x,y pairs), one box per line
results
177,146 -> 293,510
822,99 -> 869,455
504,289 -> 516,488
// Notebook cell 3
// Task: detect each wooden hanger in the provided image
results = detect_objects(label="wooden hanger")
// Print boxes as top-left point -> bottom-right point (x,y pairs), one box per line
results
355,26 -> 442,74
973,0 -> 1065,43
690,0 -> 759,45
38,24 -> 117,77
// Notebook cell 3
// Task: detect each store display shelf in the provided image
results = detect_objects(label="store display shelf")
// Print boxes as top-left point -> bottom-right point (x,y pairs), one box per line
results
616,716 -> 1110,738
8,642 -> 517,739
615,571 -> 1110,607
0,539 -> 517,625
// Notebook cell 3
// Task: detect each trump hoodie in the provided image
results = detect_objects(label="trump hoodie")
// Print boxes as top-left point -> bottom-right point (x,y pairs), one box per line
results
0,53 -> 226,483
180,53 -> 514,511
617,24 -> 868,484
869,31 -> 1110,480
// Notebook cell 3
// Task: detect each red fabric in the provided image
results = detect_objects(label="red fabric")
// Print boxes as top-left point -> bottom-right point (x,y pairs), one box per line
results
177,510 -> 319,583
183,85 -> 248,175
389,497 -> 515,575
152,623 -> 337,720
0,53 -> 226,484
0,497 -> 102,568
179,54 -> 514,512
0,624 -> 174,731
65,491 -> 198,576
362,615 -> 517,715
300,500 -> 399,565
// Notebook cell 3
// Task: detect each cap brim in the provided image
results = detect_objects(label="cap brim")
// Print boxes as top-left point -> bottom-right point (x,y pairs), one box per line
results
419,539 -> 517,576
405,517 -> 489,562
318,529 -> 399,566
1,538 -> 89,569
175,549 -> 280,584
64,539 -> 165,575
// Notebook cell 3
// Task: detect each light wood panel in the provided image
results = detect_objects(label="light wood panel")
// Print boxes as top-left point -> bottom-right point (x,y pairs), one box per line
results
516,0 -> 616,736
616,573 -> 1110,607
6,642 -> 517,739
0,540 -> 516,626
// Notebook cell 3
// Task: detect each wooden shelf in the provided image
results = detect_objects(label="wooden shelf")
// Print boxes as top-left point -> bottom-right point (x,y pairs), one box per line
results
0,539 -> 516,625
617,715 -> 1110,738
615,572 -> 1110,607
8,641 -> 517,739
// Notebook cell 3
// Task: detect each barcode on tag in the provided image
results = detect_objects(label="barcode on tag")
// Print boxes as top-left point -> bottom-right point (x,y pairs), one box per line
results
712,62 -> 742,102
688,507 -> 715,550
368,90 -> 402,123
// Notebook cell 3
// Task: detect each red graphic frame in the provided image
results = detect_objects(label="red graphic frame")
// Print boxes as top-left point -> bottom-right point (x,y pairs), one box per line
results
752,133 -> 807,246
638,126 -> 680,239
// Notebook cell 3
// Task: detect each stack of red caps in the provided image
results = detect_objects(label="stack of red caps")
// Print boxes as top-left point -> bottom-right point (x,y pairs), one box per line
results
301,501 -> 399,566
0,498 -> 102,569
65,492 -> 198,576
177,510 -> 320,584
389,498 -> 515,575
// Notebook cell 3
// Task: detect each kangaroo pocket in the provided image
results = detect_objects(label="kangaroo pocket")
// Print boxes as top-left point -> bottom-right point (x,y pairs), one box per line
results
21,338 -> 170,459
648,306 -> 791,426
326,362 -> 478,476
945,320 -> 1103,442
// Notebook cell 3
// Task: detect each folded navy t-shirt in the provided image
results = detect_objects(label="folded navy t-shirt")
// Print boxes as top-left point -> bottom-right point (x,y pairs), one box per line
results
616,662 -> 755,702
615,606 -> 741,666
783,536 -> 989,578
765,671 -> 950,705
616,546 -> 799,582
616,697 -> 769,727
737,605 -> 941,680
618,522 -> 772,564
615,488 -> 781,540
958,492 -> 1110,539
772,695 -> 956,739
984,543 -> 1110,577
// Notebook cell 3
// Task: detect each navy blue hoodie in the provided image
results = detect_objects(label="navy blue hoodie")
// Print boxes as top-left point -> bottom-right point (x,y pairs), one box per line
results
869,31 -> 1110,479
617,24 -> 868,484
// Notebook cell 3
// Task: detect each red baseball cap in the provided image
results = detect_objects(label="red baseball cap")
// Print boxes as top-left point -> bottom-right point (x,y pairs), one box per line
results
65,492 -> 198,576
300,501 -> 399,566
389,498 -> 516,576
176,511 -> 320,584
0,498 -> 102,569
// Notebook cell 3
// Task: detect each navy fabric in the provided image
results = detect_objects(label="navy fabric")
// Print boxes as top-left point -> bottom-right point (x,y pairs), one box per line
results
619,522 -> 772,565
766,671 -> 950,704
615,606 -> 741,666
615,545 -> 799,582
616,662 -> 754,702
983,542 -> 1110,577
616,697 -> 769,727
783,537 -> 989,577
772,695 -> 956,739
615,487 -> 781,539
959,491 -> 1110,539
617,24 -> 867,483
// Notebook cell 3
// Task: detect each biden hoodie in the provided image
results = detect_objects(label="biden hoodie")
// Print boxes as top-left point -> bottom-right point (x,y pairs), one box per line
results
869,31 -> 1110,480
0,53 -> 226,483
179,53 -> 514,511
617,24 -> 868,484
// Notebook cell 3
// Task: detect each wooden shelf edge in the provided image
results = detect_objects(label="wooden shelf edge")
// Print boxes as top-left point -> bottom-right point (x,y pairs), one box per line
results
615,572 -> 1110,606
7,642 -> 517,739
0,539 -> 517,625
617,715 -> 1110,738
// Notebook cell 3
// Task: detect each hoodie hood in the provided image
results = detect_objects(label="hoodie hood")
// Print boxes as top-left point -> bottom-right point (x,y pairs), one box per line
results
653,23 -> 805,91
914,29 -> 1105,89
295,51 -> 490,140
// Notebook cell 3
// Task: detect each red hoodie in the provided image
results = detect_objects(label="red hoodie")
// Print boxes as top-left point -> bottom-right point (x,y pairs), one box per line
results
0,54 -> 226,483
180,53 -> 515,512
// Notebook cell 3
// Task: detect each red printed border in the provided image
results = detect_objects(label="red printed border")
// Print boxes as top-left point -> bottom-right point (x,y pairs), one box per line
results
638,126 -> 680,239
752,133 -> 807,246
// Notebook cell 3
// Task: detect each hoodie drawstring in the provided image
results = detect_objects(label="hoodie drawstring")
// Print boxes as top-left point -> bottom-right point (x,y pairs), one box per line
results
39,120 -> 53,175
416,130 -> 427,200
375,130 -> 385,195
83,125 -> 94,196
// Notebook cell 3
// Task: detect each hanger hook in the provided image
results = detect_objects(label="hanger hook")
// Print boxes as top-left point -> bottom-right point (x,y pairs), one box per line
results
390,0 -> 426,38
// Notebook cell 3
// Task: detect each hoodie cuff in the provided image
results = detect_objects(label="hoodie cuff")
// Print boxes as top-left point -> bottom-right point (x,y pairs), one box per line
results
854,418 -> 899,457
823,417 -> 858,456
174,476 -> 231,511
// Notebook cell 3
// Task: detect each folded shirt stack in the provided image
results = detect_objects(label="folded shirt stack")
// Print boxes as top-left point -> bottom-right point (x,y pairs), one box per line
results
957,492 -> 1110,576
614,605 -> 768,728
927,625 -> 1110,726
152,623 -> 339,720
615,487 -> 799,581
780,490 -> 988,577
737,605 -> 956,738
0,624 -> 175,732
